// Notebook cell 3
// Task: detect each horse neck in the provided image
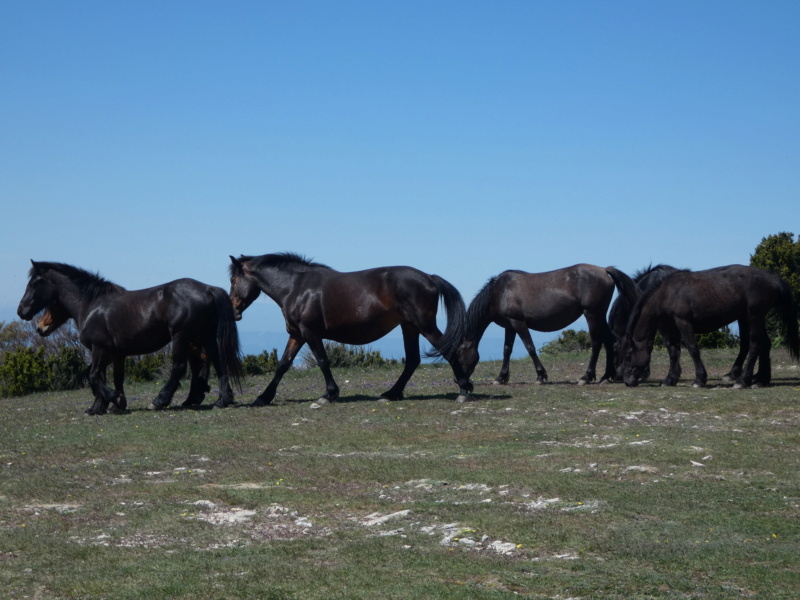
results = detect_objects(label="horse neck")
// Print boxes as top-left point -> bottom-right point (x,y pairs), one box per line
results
252,264 -> 309,307
48,272 -> 107,328
630,298 -> 659,344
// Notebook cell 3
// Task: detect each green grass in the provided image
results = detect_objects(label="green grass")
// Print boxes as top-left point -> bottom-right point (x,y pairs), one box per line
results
1,348 -> 799,598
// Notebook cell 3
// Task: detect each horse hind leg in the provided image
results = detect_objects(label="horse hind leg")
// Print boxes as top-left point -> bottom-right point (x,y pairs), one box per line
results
508,322 -> 547,384
381,325 -> 421,401
183,345 -> 211,407
580,312 -> 613,385
722,321 -> 748,384
149,337 -> 189,410
107,356 -> 128,414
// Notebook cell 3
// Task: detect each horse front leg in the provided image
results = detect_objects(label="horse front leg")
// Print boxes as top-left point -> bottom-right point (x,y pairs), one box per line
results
674,319 -> 706,387
86,349 -> 114,416
494,327 -> 516,385
149,337 -> 189,410
252,336 -> 305,406
511,321 -> 547,384
660,324 -> 682,386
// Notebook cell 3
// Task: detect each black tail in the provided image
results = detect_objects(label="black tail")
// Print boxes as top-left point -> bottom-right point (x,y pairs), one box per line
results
211,287 -> 244,390
776,278 -> 800,361
605,266 -> 639,338
424,275 -> 467,361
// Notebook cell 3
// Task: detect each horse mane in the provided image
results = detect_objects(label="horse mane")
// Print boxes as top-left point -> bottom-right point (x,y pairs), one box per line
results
624,268 -> 688,337
633,263 -> 682,286
32,262 -> 125,298
465,276 -> 498,340
234,252 -> 332,274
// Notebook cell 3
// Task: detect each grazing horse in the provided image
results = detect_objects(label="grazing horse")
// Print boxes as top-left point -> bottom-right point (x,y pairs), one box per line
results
228,253 -> 473,404
458,264 -> 636,386
621,265 -> 800,388
610,264 -> 755,385
17,261 -> 243,414
608,264 -> 679,380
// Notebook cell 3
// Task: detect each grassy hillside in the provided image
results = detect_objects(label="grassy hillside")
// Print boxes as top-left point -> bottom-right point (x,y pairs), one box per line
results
1,348 -> 799,599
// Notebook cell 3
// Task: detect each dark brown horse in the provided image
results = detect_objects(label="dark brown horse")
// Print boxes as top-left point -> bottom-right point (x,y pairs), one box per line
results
610,264 -> 754,385
17,261 -> 243,414
228,253 -> 472,404
458,264 -> 636,386
620,265 -> 800,388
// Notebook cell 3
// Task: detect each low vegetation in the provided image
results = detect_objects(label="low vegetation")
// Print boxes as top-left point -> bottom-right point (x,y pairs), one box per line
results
1,348 -> 799,599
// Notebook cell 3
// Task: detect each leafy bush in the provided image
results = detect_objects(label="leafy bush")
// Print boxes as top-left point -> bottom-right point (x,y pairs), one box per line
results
541,329 -> 592,353
0,346 -> 51,397
696,326 -> 739,349
243,349 -> 280,375
125,349 -> 172,382
48,345 -> 88,390
300,342 -> 399,369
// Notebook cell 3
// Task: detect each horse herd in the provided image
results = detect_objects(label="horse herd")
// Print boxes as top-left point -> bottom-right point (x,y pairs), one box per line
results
16,254 -> 800,415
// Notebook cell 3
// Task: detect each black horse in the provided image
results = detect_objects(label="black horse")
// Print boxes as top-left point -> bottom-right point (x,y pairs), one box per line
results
608,264 -> 678,380
17,261 -> 243,414
228,252 -> 472,404
458,264 -> 636,386
610,264 -> 756,385
620,265 -> 800,388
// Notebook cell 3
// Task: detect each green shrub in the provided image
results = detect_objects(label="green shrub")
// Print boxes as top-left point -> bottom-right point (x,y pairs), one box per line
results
0,346 -> 51,397
48,345 -> 88,390
300,342 -> 398,369
541,329 -> 592,353
243,349 -> 280,375
696,326 -> 739,349
125,350 -> 172,382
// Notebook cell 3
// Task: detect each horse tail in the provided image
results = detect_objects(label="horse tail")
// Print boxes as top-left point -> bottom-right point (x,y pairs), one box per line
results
605,266 -> 639,337
776,278 -> 800,361
425,275 -> 467,361
211,287 -> 245,390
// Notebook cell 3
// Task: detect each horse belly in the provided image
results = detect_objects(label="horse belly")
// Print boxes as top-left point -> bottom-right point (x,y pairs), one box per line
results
325,318 -> 399,345
525,306 -> 584,332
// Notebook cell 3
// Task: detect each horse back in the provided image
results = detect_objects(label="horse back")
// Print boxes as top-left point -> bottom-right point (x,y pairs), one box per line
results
490,264 -> 614,328
80,278 -> 221,354
649,265 -> 783,328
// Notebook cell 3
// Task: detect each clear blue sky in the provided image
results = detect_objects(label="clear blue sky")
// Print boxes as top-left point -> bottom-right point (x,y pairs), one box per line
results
2,1 -> 798,354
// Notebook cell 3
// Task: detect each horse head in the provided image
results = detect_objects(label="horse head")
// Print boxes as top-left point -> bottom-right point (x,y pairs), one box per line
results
457,339 -> 480,380
620,334 -> 653,387
17,260 -> 57,321
228,256 -> 262,320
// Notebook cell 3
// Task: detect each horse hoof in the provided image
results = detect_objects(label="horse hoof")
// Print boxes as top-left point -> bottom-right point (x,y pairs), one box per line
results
454,394 -> 471,403
316,397 -> 330,405
577,379 -> 588,386
377,398 -> 391,403
492,379 -> 507,386
147,402 -> 163,411
732,383 -> 745,390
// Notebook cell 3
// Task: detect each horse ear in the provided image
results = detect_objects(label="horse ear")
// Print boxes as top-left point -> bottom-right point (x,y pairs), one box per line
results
230,255 -> 243,269
30,260 -> 43,274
